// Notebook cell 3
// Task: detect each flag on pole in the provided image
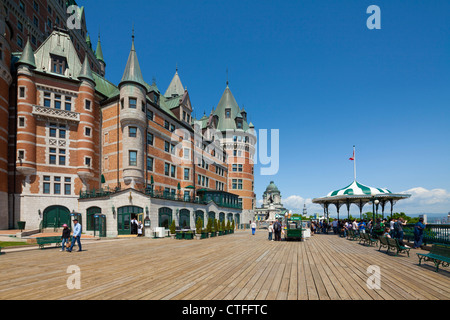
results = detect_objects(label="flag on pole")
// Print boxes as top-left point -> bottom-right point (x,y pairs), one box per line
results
349,150 -> 355,161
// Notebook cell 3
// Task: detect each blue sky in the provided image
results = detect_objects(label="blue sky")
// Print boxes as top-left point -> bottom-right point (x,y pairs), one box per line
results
85,0 -> 450,215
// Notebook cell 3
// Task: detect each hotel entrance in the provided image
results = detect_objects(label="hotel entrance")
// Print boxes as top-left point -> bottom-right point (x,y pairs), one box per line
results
117,206 -> 143,235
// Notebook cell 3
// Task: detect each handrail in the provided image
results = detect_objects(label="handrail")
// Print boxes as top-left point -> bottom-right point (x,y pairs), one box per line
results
403,223 -> 450,245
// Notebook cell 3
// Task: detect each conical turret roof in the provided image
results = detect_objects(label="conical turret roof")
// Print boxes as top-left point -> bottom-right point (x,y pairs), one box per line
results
213,83 -> 249,131
78,55 -> 94,83
17,38 -> 36,69
95,35 -> 104,63
120,38 -> 146,89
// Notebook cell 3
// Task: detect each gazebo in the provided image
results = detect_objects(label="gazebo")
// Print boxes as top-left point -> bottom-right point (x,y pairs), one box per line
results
312,180 -> 411,221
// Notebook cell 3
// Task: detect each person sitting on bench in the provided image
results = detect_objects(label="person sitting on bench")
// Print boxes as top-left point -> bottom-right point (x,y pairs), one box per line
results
384,227 -> 410,248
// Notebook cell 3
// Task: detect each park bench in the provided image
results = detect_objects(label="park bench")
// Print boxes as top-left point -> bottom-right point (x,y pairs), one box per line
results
387,237 -> 411,257
347,230 -> 359,241
360,233 -> 378,246
36,236 -> 62,249
417,243 -> 450,272
378,236 -> 390,252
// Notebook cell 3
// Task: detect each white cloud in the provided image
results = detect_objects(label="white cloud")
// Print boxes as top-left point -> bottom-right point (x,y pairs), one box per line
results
282,195 -> 322,213
398,187 -> 450,209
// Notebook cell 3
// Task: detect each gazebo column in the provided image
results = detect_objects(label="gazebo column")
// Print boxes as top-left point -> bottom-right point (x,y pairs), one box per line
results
359,199 -> 363,221
381,200 -> 386,219
346,199 -> 351,220
335,201 -> 340,221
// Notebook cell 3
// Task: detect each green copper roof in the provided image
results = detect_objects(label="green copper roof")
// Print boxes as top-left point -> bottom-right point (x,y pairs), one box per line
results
213,84 -> 250,131
95,35 -> 105,63
264,181 -> 280,194
86,33 -> 92,49
93,73 -> 119,98
164,70 -> 184,98
78,55 -> 94,82
17,39 -> 36,68
120,39 -> 146,89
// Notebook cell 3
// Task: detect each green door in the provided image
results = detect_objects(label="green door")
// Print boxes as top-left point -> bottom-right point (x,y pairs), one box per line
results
158,207 -> 172,228
179,209 -> 190,229
43,206 -> 70,229
117,206 -> 143,235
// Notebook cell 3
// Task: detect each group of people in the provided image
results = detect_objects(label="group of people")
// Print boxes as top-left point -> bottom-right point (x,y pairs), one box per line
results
60,219 -> 82,252
250,220 -> 284,241
131,217 -> 143,236
334,217 -> 427,249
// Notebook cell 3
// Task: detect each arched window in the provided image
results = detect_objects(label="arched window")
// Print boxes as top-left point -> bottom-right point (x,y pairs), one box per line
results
179,209 -> 190,228
159,207 -> 173,228
86,207 -> 101,231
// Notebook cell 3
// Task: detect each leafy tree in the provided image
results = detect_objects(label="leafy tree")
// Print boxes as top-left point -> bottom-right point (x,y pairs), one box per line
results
206,218 -> 213,233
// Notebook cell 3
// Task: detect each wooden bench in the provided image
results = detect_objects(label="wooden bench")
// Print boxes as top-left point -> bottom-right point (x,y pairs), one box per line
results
387,237 -> 411,257
417,243 -> 450,272
36,236 -> 62,249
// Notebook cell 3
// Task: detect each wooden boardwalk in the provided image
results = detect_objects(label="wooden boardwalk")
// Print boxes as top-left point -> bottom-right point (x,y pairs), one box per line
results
0,230 -> 449,300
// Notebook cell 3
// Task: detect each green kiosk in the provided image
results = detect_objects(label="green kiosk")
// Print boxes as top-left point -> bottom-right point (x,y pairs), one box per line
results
284,216 -> 303,241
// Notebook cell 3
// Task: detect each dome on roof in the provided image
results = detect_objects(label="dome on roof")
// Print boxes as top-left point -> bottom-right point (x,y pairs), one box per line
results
265,181 -> 280,193
326,180 -> 392,197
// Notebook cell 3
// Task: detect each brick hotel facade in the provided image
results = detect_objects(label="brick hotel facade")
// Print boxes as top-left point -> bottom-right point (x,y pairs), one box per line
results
0,1 -> 256,236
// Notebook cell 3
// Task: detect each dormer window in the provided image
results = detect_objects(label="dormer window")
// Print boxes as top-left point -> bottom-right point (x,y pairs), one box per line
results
225,109 -> 231,119
236,120 -> 243,129
51,54 -> 67,75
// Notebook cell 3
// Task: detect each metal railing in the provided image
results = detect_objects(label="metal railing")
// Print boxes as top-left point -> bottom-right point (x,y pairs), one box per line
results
79,187 -> 243,210
403,223 -> 450,245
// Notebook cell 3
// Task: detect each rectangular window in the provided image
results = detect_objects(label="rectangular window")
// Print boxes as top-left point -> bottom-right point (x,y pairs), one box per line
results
43,182 -> 50,194
17,36 -> 23,48
147,132 -> 153,145
33,16 -> 39,27
54,94 -> 61,109
65,96 -> 72,111
164,141 -> 170,152
184,168 -> 189,180
164,163 -> 170,176
164,121 -> 170,130
49,148 -> 57,164
129,151 -> 137,166
147,157 -> 153,171
170,124 -> 175,132
59,128 -> 66,139
129,127 -> 137,138
18,21 -> 23,32
64,183 -> 71,195
85,100 -> 91,110
129,98 -> 137,109
171,165 -> 176,178
51,55 -> 67,75
44,92 -> 51,107
85,157 -> 91,167
183,148 -> 190,160
54,183 -> 61,195
232,179 -> 237,189
59,155 -> 66,166
225,109 -> 231,118
18,117 -> 25,127
85,127 -> 91,137
147,109 -> 153,121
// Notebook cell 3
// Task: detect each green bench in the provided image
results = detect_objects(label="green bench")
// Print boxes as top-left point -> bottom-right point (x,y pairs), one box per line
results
346,229 -> 359,241
378,236 -> 410,257
360,233 -> 378,246
36,236 -> 62,249
417,243 -> 450,272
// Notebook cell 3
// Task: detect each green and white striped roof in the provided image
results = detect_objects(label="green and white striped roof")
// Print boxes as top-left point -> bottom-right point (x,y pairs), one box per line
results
327,180 -> 392,197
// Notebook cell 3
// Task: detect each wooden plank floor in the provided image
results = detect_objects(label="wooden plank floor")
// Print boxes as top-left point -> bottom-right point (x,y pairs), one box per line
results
0,230 -> 449,300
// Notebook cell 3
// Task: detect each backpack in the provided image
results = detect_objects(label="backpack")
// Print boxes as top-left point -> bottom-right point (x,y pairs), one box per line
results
274,222 -> 280,232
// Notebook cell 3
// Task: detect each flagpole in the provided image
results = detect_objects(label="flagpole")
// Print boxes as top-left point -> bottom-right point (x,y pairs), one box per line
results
353,145 -> 356,181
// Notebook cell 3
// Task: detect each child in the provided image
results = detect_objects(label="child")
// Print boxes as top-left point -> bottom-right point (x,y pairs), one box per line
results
61,224 -> 71,252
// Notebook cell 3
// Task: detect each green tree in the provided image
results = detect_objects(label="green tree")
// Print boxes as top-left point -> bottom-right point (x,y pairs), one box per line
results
206,218 -> 213,233
169,220 -> 176,235
196,217 -> 203,234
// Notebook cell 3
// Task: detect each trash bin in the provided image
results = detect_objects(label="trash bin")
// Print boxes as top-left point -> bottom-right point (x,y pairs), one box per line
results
17,221 -> 26,231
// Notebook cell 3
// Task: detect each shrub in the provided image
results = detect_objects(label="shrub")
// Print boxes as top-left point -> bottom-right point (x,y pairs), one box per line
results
169,220 -> 176,235
196,217 -> 203,234
207,218 -> 213,233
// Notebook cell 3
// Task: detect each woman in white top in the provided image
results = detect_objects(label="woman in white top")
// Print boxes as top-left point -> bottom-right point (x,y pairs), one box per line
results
251,221 -> 257,235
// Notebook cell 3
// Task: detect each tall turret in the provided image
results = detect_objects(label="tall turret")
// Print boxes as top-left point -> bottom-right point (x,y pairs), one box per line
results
118,34 -> 147,188
95,34 -> 106,77
76,55 -> 97,190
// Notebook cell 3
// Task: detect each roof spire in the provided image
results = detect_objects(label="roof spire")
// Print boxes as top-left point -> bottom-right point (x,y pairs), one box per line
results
120,27 -> 146,89
226,67 -> 229,87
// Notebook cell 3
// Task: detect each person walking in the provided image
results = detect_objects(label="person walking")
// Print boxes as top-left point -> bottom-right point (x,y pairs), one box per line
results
251,221 -> 256,235
67,219 -> 82,252
413,218 -> 426,249
268,222 -> 274,241
274,220 -> 282,241
60,224 -> 71,252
